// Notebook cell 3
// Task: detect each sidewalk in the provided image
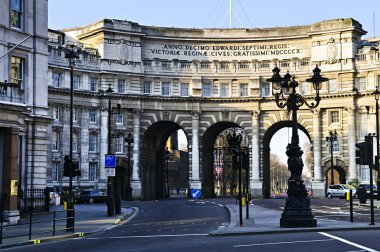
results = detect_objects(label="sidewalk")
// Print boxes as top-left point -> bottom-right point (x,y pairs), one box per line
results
210,202 -> 380,236
0,203 -> 135,248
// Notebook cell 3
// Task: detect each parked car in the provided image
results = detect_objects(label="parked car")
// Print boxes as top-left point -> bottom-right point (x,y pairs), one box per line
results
327,184 -> 357,199
47,186 -> 60,205
358,184 -> 378,198
76,190 -> 107,204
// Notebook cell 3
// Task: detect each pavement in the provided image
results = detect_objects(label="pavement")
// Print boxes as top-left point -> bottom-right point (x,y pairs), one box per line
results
210,199 -> 380,236
0,202 -> 136,249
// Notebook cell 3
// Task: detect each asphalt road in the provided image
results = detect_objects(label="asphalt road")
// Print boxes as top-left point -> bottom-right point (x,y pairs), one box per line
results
5,197 -> 380,252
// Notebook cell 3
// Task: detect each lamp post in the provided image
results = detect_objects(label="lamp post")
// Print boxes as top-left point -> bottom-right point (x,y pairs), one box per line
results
61,43 -> 81,232
227,128 -> 243,226
105,84 -> 115,216
164,148 -> 170,198
266,65 -> 328,228
125,132 -> 134,201
374,87 -> 380,200
326,130 -> 338,186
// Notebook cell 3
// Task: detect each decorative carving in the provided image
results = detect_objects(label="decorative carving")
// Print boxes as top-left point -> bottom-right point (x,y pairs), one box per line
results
326,37 -> 338,64
192,111 -> 200,119
282,110 -> 289,120
118,39 -> 128,65
312,108 -> 321,117
250,110 -> 260,119
162,110 -> 170,121
344,106 -> 355,115
222,110 -> 229,121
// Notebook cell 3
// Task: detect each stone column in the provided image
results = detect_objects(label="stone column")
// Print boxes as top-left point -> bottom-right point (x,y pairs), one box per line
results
346,107 -> 358,181
131,109 -> 141,198
311,108 -> 325,198
250,110 -> 262,197
190,111 -> 201,190
99,108 -> 108,186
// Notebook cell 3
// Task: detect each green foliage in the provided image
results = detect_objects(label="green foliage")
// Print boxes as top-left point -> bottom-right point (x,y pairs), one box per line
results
348,179 -> 359,189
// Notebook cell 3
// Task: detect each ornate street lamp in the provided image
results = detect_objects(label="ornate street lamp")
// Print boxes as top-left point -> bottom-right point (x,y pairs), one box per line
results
267,65 -> 328,228
326,130 -> 338,186
125,132 -> 134,201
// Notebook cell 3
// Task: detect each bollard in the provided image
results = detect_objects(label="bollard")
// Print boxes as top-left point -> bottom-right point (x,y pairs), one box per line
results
346,191 -> 350,201
242,196 -> 246,206
349,189 -> 353,222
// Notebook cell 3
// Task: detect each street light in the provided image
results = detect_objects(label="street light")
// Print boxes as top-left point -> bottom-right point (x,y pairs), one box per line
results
227,128 -> 243,226
125,132 -> 134,201
326,130 -> 338,186
61,43 -> 82,232
266,65 -> 328,228
374,87 -> 380,200
105,84 -> 115,216
164,148 -> 170,198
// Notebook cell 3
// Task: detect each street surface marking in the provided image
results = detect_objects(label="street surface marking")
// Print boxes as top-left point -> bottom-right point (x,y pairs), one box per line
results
233,239 -> 333,248
104,207 -> 139,231
319,232 -> 378,252
81,233 -> 208,240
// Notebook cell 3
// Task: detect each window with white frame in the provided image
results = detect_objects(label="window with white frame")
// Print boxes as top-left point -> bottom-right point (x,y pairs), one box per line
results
202,83 -> 211,97
220,83 -> 229,97
115,111 -> 123,124
89,162 -> 98,181
73,133 -> 78,152
52,131 -> 59,151
11,56 -> 24,87
332,139 -> 339,152
301,81 -> 311,95
330,111 -> 339,124
73,75 -> 81,90
328,79 -> 337,93
11,0 -> 23,29
118,79 -> 126,93
52,72 -> 63,87
361,165 -> 369,182
180,83 -> 189,96
240,83 -> 248,97
162,82 -> 170,96
89,134 -> 97,152
143,81 -> 151,94
261,82 -> 270,97
89,109 -> 96,123
52,161 -> 59,182
90,77 -> 98,92
357,77 -> 367,91
52,106 -> 60,121
113,136 -> 123,153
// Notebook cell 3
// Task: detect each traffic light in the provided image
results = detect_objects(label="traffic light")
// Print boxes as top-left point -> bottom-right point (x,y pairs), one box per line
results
73,161 -> 81,177
63,155 -> 81,177
355,142 -> 366,165
355,136 -> 373,165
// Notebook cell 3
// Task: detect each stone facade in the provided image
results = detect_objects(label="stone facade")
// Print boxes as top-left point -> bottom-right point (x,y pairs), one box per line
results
47,18 -> 380,199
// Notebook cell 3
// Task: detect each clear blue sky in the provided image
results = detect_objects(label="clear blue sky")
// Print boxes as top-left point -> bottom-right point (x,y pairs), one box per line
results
49,0 -> 379,38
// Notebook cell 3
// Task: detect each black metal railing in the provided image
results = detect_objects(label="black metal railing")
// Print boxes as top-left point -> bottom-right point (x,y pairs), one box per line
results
18,188 -> 50,214
0,210 -> 74,245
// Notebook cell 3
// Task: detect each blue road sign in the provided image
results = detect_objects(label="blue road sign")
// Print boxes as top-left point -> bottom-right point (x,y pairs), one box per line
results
105,155 -> 116,168
191,189 -> 201,199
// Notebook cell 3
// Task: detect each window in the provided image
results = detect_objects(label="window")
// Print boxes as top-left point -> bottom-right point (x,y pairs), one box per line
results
11,0 -> 23,29
261,82 -> 270,97
361,165 -> 369,182
73,108 -> 78,123
89,134 -> 97,152
330,111 -> 339,124
52,106 -> 59,121
180,83 -> 189,97
162,82 -> 170,96
143,81 -> 151,94
90,77 -> 98,92
328,79 -> 337,93
220,83 -> 229,97
115,111 -> 123,124
52,72 -> 63,87
357,77 -> 366,91
73,133 -> 78,152
11,56 -> 24,87
89,162 -> 98,181
238,62 -> 250,69
52,161 -> 59,182
301,81 -> 311,95
113,136 -> 123,153
202,83 -> 211,97
332,139 -> 339,152
89,109 -> 96,123
360,113 -> 368,138
118,79 -> 126,93
73,75 -> 81,90
240,83 -> 248,97
52,131 -> 59,151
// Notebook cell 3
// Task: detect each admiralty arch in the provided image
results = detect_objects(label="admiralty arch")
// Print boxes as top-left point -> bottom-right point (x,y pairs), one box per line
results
46,18 -> 380,200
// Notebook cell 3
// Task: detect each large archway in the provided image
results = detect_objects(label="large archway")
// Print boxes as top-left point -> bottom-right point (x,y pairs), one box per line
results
326,166 -> 347,186
141,121 -> 189,200
262,121 -> 311,198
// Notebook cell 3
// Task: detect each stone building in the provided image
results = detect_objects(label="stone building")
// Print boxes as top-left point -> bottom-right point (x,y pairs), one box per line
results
47,17 -> 380,199
0,0 -> 50,220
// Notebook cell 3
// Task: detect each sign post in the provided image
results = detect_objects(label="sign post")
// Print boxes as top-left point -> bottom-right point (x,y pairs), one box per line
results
105,155 -> 116,177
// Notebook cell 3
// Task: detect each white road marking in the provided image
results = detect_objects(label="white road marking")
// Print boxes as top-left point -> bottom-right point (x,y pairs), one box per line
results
104,207 -> 139,231
218,204 -> 224,207
233,239 -> 333,248
319,232 -> 378,252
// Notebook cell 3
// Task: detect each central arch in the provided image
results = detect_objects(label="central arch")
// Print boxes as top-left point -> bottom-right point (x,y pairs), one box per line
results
262,121 -> 311,198
141,121 -> 189,200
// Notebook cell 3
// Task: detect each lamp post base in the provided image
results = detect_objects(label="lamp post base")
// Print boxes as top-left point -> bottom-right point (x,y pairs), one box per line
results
280,182 -> 317,228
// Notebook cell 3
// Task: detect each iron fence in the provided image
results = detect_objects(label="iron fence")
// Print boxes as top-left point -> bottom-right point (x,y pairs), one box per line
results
18,188 -> 49,214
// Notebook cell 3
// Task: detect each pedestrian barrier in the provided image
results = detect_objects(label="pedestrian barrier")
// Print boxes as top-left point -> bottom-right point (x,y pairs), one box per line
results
0,209 -> 74,245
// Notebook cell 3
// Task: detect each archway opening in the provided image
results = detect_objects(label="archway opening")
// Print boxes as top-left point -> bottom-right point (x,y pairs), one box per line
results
201,122 -> 249,198
141,121 -> 189,200
263,121 -> 311,198
326,166 -> 346,186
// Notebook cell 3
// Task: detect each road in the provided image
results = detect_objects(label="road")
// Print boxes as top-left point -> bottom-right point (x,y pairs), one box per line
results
5,197 -> 380,252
